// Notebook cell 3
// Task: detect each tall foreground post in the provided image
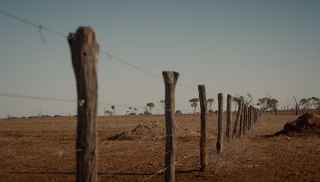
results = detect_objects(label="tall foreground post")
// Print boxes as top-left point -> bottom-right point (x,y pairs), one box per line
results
68,27 -> 99,182
198,85 -> 208,171
217,93 -> 224,154
163,71 -> 179,182
226,94 -> 232,140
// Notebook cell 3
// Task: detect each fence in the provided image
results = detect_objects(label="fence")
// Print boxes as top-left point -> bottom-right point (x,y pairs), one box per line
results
67,27 -> 262,182
0,9 -> 264,182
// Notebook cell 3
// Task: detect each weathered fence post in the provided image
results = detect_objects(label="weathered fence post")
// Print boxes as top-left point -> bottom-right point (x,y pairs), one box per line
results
198,85 -> 207,171
217,93 -> 224,154
243,104 -> 247,135
249,106 -> 253,130
251,107 -> 255,129
232,100 -> 242,138
253,108 -> 256,124
226,94 -> 232,141
254,108 -> 258,123
68,27 -> 99,182
163,71 -> 179,182
238,102 -> 244,137
247,105 -> 251,131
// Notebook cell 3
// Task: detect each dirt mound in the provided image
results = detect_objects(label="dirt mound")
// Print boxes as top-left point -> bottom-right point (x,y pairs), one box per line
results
275,112 -> 320,136
108,123 -> 164,141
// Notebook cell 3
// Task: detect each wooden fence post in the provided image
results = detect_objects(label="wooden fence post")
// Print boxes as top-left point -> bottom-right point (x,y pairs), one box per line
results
247,105 -> 250,131
249,106 -> 253,130
252,107 -> 255,129
232,100 -> 242,138
163,71 -> 179,182
243,104 -> 247,135
68,27 -> 99,182
198,85 -> 207,171
226,94 -> 232,141
254,108 -> 258,123
217,93 -> 224,154
238,102 -> 244,137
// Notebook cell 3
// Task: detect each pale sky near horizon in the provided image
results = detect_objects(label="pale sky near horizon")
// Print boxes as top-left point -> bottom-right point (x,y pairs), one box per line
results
0,0 -> 319,117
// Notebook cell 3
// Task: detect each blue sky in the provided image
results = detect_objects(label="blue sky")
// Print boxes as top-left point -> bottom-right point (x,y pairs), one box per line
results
0,0 -> 319,117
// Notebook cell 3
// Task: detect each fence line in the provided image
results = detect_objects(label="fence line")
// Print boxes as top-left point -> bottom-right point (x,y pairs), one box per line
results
0,10 -> 267,181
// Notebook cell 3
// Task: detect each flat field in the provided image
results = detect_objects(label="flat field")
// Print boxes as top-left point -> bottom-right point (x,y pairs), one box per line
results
0,113 -> 319,182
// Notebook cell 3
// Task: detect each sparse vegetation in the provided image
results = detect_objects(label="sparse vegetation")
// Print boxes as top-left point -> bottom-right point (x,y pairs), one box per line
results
189,98 -> 199,113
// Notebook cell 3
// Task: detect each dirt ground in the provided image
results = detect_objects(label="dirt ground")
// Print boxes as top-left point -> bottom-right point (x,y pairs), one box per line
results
0,113 -> 319,182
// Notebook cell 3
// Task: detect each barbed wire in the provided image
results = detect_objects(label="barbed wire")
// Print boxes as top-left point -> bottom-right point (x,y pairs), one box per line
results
0,93 -> 75,103
0,92 -> 145,110
0,9 -> 66,38
0,9 -> 172,83
0,9 -> 197,105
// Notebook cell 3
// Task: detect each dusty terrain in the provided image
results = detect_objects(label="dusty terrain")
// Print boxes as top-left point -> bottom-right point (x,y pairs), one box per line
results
0,113 -> 319,182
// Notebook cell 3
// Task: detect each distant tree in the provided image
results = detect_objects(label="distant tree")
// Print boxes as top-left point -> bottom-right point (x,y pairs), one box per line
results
299,97 -> 320,112
144,109 -> 152,115
111,105 -> 115,115
244,93 -> 253,105
270,98 -> 279,115
175,110 -> 183,115
126,107 -> 138,115
257,97 -> 269,111
146,102 -> 155,114
189,98 -> 199,113
299,98 -> 309,112
207,98 -> 214,112
257,96 -> 279,114
104,110 -> 113,116
234,93 -> 253,105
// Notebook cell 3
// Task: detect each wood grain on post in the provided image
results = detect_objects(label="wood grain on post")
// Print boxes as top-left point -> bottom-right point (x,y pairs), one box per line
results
68,27 -> 99,182
226,94 -> 232,141
217,93 -> 224,154
198,85 -> 207,171
162,71 -> 179,182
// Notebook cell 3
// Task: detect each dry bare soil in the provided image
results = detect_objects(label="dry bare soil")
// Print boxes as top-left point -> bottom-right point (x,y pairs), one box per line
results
0,113 -> 319,182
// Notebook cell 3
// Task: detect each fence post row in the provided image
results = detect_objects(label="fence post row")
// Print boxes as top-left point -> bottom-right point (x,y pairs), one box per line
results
217,93 -> 224,154
226,94 -> 232,141
163,71 -> 179,182
198,85 -> 208,171
68,27 -> 99,182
